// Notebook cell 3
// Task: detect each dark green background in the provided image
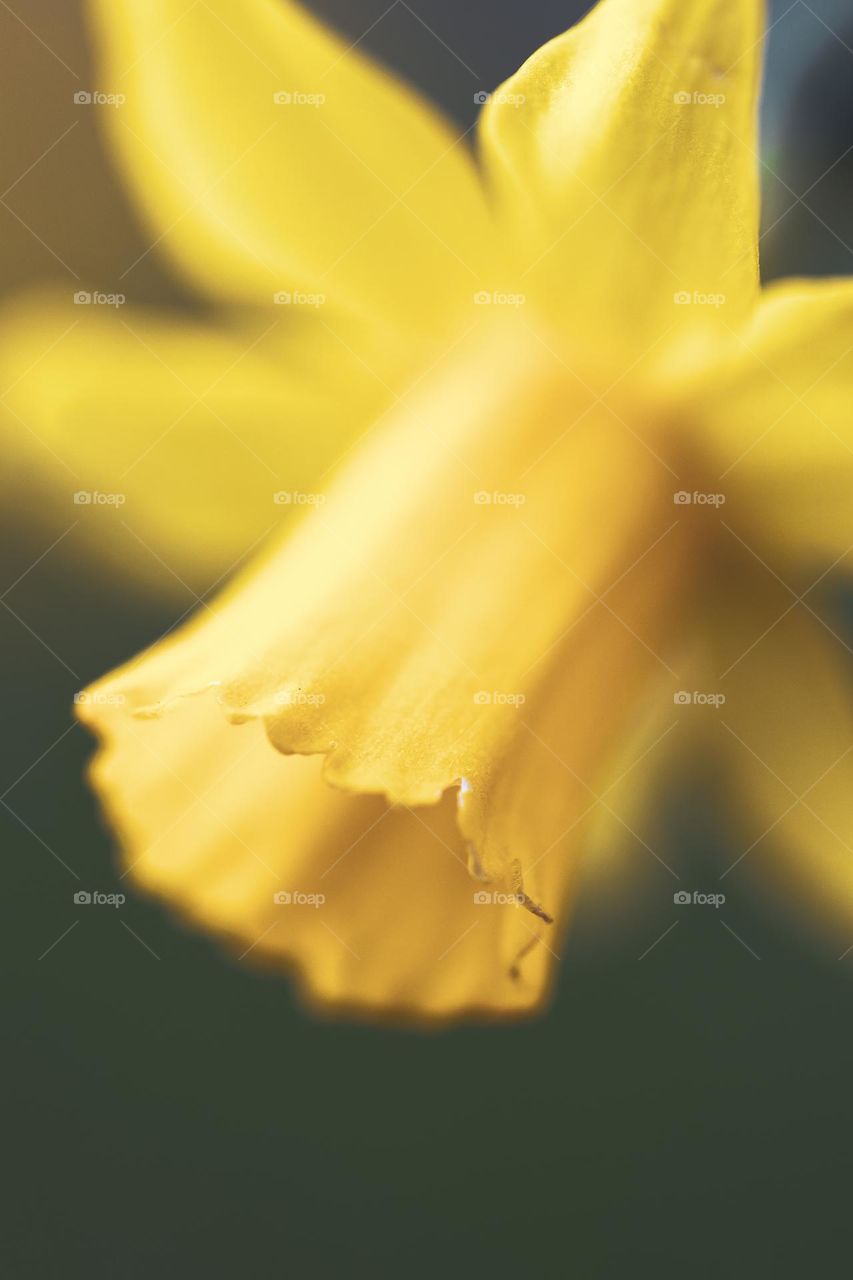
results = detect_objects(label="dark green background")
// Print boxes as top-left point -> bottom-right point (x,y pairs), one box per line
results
4,2 -> 853,1275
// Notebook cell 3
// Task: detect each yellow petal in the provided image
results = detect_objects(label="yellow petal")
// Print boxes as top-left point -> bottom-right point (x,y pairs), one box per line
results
689,278 -> 853,565
456,548 -> 683,914
88,0 -> 494,341
0,293 -> 388,587
78,694 -> 557,1023
78,317 -> 684,974
479,0 -> 763,357
707,563 -> 853,949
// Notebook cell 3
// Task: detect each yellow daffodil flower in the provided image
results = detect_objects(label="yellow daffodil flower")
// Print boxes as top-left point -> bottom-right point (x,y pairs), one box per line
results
46,0 -> 853,1022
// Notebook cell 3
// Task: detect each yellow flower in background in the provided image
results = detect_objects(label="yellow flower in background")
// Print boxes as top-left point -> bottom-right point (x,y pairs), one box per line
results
0,292 -> 389,589
14,0 -> 846,1022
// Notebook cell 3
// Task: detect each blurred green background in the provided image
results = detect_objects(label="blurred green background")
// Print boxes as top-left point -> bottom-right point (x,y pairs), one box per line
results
4,2 -> 853,1275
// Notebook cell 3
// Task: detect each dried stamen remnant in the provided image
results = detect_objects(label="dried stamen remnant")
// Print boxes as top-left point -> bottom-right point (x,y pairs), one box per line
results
509,857 -> 553,925
507,858 -> 554,981
509,932 -> 544,983
519,893 -> 553,926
